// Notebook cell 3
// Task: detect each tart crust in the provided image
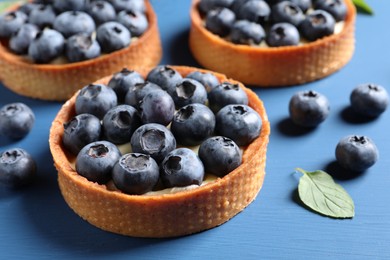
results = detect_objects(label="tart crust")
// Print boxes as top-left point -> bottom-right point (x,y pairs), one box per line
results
189,0 -> 356,87
49,66 -> 270,238
0,0 -> 162,101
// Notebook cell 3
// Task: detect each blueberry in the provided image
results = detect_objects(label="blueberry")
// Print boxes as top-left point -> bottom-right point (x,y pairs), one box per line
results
288,90 -> 330,127
63,113 -> 102,155
102,104 -> 141,144
237,0 -> 271,25
231,0 -> 251,13
124,81 -> 162,108
86,0 -> 116,25
117,10 -> 148,37
0,103 -> 35,140
75,83 -> 118,119
28,28 -> 65,63
9,23 -> 40,55
160,148 -> 204,188
18,3 -> 40,15
65,33 -> 101,62
112,153 -> 159,195
139,89 -> 175,126
299,10 -> 335,41
110,0 -> 146,13
0,148 -> 36,188
146,65 -> 183,95
350,83 -> 389,118
130,123 -> 176,163
230,20 -> 265,45
53,11 -> 96,38
270,1 -> 305,27
53,0 -> 87,12
76,141 -> 121,184
205,7 -> 236,37
208,82 -> 249,113
108,68 -> 145,103
216,104 -> 262,146
335,135 -> 379,172
171,103 -> 216,146
266,22 -> 300,47
28,4 -> 56,29
0,11 -> 27,38
198,136 -> 242,177
171,78 -> 208,109
96,21 -> 131,53
185,71 -> 220,92
198,0 -> 235,14
314,0 -> 347,22
290,0 -> 311,13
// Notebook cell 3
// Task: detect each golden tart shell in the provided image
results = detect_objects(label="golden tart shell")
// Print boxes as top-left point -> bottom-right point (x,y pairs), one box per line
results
49,66 -> 271,238
189,0 -> 356,87
0,0 -> 162,101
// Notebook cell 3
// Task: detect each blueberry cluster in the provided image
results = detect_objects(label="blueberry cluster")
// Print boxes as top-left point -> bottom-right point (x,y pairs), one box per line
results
198,0 -> 347,47
0,0 -> 148,63
64,66 -> 263,195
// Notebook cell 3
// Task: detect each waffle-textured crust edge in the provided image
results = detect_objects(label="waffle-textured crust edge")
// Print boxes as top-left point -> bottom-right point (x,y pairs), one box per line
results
0,0 -> 162,101
189,0 -> 356,87
49,66 -> 271,238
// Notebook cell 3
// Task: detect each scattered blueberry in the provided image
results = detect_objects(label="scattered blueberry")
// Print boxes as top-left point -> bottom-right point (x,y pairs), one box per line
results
9,23 -> 40,55
86,0 -> 116,25
146,65 -> 183,95
237,0 -> 271,25
270,1 -> 305,27
108,68 -> 145,103
28,28 -> 65,63
205,7 -> 236,37
53,11 -> 96,38
139,89 -> 175,126
27,4 -> 56,29
0,11 -> 28,38
96,21 -> 131,53
230,19 -> 265,45
171,78 -> 208,109
350,83 -> 389,118
65,33 -> 101,62
314,0 -> 347,22
117,10 -> 148,37
0,103 -> 35,140
208,82 -> 249,113
299,9 -> 335,41
185,71 -> 220,92
266,22 -> 300,47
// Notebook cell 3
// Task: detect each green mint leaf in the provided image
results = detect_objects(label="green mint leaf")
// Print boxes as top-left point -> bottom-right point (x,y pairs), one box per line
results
352,0 -> 374,15
296,168 -> 355,219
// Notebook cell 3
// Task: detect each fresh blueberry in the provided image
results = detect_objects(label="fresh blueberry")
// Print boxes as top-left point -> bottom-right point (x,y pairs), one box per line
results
171,78 -> 207,109
117,10 -> 148,37
237,0 -> 271,25
185,71 -> 220,92
216,104 -> 262,146
18,3 -> 40,15
65,33 -> 101,62
208,82 -> 249,113
112,153 -> 159,195
96,21 -> 131,53
9,23 -> 40,55
350,83 -> 389,118
146,65 -> 183,95
171,103 -> 216,146
28,28 -> 65,63
335,135 -> 379,172
75,83 -> 118,119
270,1 -> 305,27
266,22 -> 300,47
76,140 -> 121,184
110,0 -> 146,13
198,136 -> 242,177
0,11 -> 27,38
198,0 -> 235,14
53,0 -> 87,12
290,0 -> 311,13
160,148 -> 204,188
288,90 -> 330,127
314,0 -> 347,22
139,89 -> 175,126
230,19 -> 265,45
205,7 -> 236,37
27,4 -> 56,29
231,0 -> 251,13
53,11 -> 96,38
124,81 -> 161,108
86,0 -> 116,25
299,10 -> 335,41
63,113 -> 102,155
108,68 -> 145,103
131,123 -> 176,163
0,103 -> 35,140
102,104 -> 141,144
0,148 -> 36,188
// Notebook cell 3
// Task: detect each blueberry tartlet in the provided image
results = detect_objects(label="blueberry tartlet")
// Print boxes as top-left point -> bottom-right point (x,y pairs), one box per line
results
49,66 -> 270,237
189,0 -> 356,86
0,0 -> 161,101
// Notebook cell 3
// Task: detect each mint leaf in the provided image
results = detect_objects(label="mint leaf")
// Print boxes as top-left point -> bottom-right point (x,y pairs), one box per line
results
296,168 -> 355,218
353,0 -> 374,15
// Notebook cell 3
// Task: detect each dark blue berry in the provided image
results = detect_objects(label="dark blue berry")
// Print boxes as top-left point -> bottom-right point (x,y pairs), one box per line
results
139,89 -> 175,126
0,103 -> 35,140
108,68 -> 145,103
335,135 -> 379,172
86,0 -> 116,25
53,0 -> 87,12
96,21 -> 131,53
171,103 -> 216,146
117,10 -> 148,37
28,28 -> 65,63
288,90 -> 330,127
299,10 -> 335,41
53,11 -> 96,38
76,141 -> 121,184
28,4 -> 56,29
110,0 -> 146,13
198,0 -> 235,14
208,82 -> 249,113
171,78 -> 207,109
266,22 -> 300,47
231,0 -> 251,13
0,148 -> 36,188
160,148 -> 204,188
237,0 -> 271,25
350,83 -> 389,118
205,7 -> 236,37
0,11 -> 27,38
314,0 -> 347,22
185,71 -> 220,92
270,1 -> 305,27
65,33 -> 101,62
198,136 -> 242,177
9,23 -> 39,55
230,19 -> 265,45
18,3 -> 40,15
63,113 -> 102,155
146,66 -> 183,95
112,153 -> 159,195
124,81 -> 162,108
216,104 -> 262,146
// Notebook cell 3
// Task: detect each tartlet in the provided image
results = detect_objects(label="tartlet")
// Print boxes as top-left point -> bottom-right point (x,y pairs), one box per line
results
49,66 -> 271,238
0,1 -> 162,101
189,0 -> 356,87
